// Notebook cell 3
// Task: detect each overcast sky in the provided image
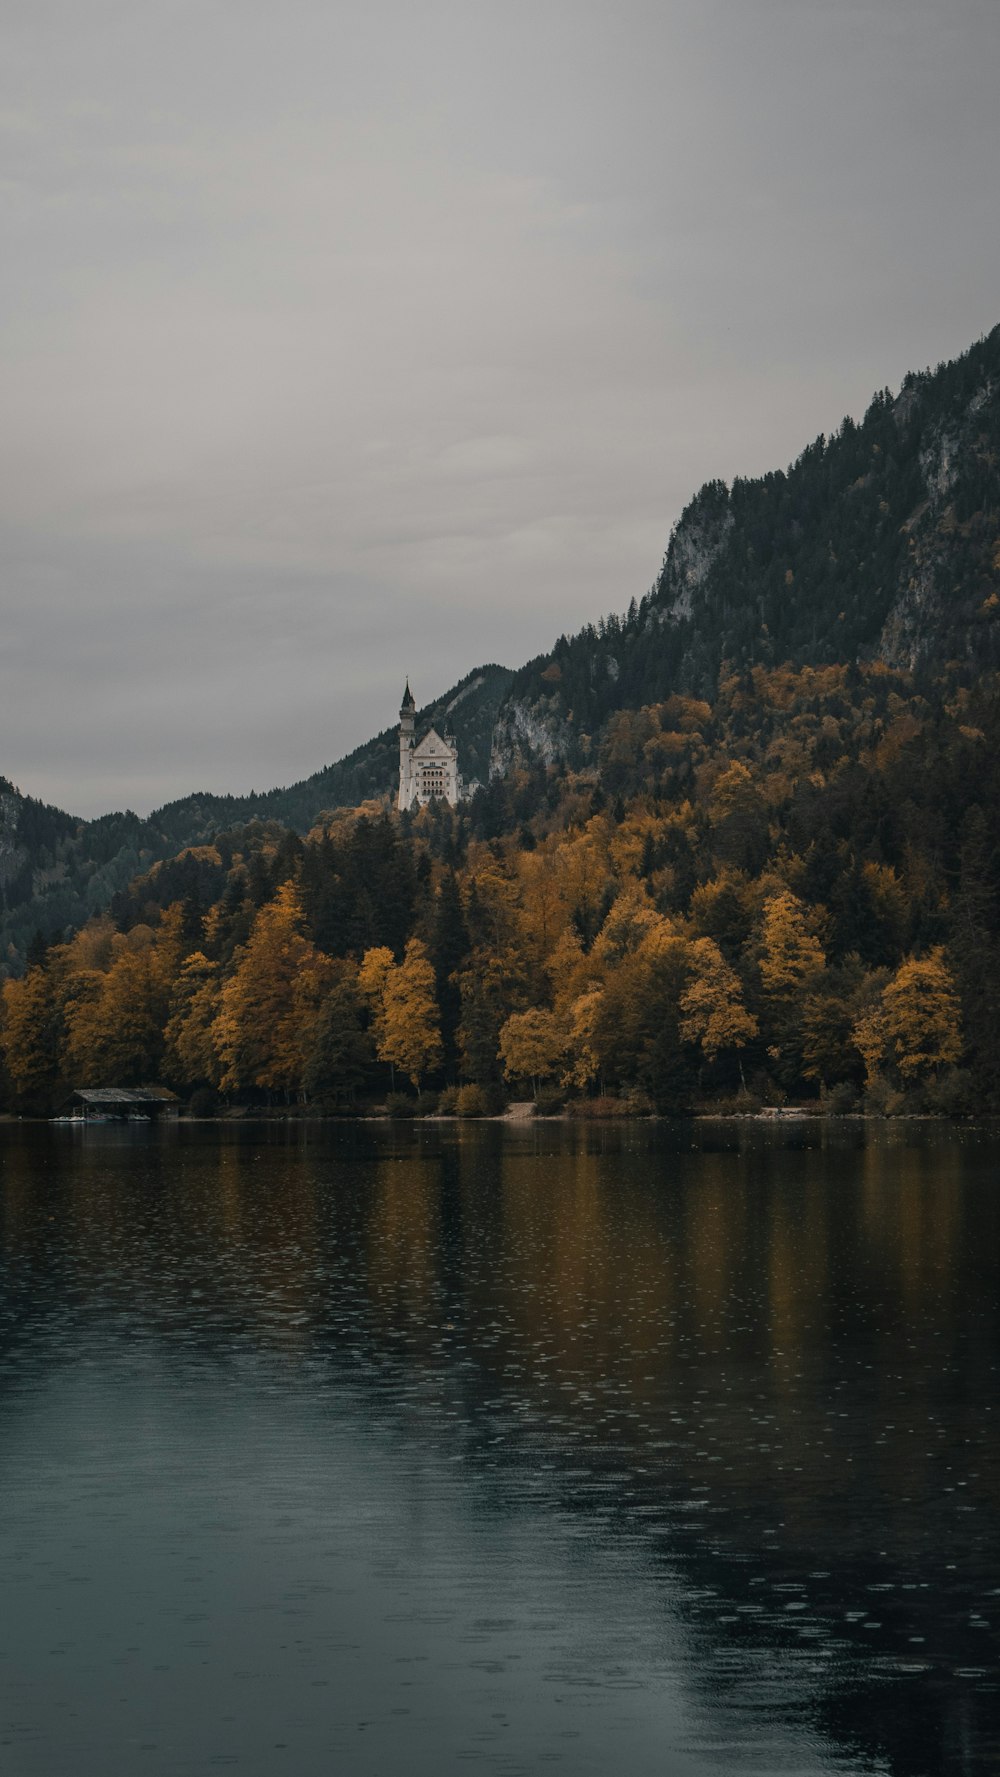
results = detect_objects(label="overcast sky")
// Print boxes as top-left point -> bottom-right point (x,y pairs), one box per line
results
3,0 -> 999,817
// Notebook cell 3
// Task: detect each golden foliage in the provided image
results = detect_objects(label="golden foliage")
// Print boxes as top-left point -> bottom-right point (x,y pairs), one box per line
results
380,939 -> 443,1088
214,884 -> 331,1093
881,949 -> 962,1080
679,938 -> 758,1063
758,891 -> 826,1000
498,1008 -> 564,1090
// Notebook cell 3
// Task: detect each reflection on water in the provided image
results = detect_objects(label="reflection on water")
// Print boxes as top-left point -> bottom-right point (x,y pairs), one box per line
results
0,1118 -> 998,1775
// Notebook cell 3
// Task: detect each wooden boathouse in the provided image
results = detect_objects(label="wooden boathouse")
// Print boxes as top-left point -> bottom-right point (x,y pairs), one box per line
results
66,1087 -> 180,1122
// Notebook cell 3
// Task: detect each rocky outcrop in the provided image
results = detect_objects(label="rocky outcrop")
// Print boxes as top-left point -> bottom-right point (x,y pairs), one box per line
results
654,480 -> 734,623
878,376 -> 999,671
0,785 -> 28,892
445,674 -> 485,715
489,696 -> 574,777
488,326 -> 1000,771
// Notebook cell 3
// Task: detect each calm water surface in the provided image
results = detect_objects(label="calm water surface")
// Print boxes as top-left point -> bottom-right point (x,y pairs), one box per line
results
0,1118 -> 998,1776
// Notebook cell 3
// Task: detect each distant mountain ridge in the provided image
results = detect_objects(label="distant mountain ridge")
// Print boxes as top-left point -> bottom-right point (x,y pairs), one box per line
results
0,665 -> 511,967
3,322 -> 999,969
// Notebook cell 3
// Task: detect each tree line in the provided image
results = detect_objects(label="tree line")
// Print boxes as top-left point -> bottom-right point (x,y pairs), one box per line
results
1,660 -> 995,1119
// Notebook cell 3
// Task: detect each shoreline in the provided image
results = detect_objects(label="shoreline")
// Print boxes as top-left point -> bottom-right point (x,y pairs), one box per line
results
4,1107 -> 991,1127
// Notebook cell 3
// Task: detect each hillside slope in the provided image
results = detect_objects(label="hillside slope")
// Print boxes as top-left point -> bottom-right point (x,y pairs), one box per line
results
494,324 -> 1000,768
0,665 -> 511,969
5,322 -> 999,971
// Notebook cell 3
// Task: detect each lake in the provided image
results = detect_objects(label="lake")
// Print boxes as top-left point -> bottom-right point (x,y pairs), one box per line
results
0,1118 -> 997,1775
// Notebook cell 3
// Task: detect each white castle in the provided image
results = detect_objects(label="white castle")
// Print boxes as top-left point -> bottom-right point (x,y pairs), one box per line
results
397,680 -> 467,810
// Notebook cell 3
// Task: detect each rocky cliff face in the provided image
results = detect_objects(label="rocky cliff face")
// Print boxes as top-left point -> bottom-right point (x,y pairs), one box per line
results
877,376 -> 998,671
489,695 -> 573,778
653,480 -> 735,624
0,785 -> 28,895
489,324 -> 1000,772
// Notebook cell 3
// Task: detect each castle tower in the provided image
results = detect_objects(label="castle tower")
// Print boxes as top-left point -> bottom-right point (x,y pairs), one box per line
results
397,679 -> 416,811
396,680 -> 467,809
443,716 -> 460,804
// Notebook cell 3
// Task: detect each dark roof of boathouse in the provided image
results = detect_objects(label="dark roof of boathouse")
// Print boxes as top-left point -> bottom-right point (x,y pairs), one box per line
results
69,1087 -> 179,1108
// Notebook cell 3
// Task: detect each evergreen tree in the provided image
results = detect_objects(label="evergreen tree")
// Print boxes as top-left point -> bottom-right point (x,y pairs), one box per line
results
302,980 -> 371,1105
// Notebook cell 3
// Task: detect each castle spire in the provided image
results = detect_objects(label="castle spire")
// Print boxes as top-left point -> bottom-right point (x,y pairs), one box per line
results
398,677 -> 416,811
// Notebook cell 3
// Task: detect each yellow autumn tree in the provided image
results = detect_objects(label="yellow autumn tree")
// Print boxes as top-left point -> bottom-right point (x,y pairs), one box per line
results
880,948 -> 963,1081
497,1008 -> 564,1096
756,889 -> 826,1087
213,883 -> 330,1096
378,938 -> 442,1089
53,919 -> 119,1083
1,963 -> 63,1108
164,952 -> 222,1087
515,844 -> 572,977
562,985 -> 605,1092
554,816 -> 614,950
758,890 -> 826,1000
62,919 -> 181,1086
464,852 -> 521,957
555,902 -> 693,1104
801,961 -> 881,1091
357,945 -> 396,1071
679,937 -> 758,1083
591,882 -> 674,965
851,998 -> 889,1088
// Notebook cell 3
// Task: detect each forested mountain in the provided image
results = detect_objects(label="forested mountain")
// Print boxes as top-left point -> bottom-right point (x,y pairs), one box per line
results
3,323 -> 999,979
4,658 -> 998,1118
494,324 -> 1000,769
6,317 -> 1000,1116
0,666 -> 510,969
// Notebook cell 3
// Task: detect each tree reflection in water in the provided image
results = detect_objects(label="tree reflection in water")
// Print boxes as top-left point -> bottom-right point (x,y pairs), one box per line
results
0,1118 -> 997,1776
